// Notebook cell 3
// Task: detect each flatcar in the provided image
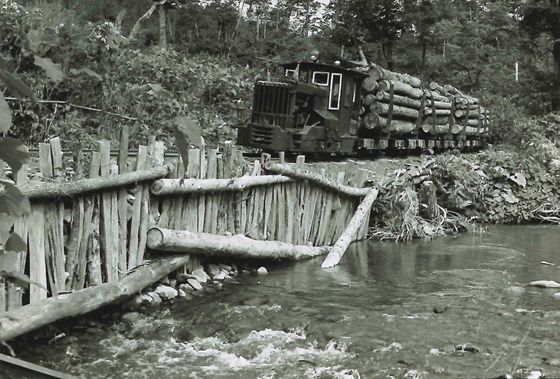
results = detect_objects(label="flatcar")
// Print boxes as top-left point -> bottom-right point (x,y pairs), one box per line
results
236,59 -> 487,155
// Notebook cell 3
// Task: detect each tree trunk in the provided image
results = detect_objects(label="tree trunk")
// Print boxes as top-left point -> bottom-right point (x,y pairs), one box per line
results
378,80 -> 424,99
264,161 -> 370,197
321,188 -> 378,268
147,228 -> 331,261
0,256 -> 191,342
362,114 -> 416,133
159,5 -> 167,48
371,101 -> 420,119
19,165 -> 173,200
151,175 -> 293,195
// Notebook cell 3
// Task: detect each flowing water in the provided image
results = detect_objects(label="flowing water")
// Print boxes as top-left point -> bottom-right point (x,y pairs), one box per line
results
12,225 -> 560,378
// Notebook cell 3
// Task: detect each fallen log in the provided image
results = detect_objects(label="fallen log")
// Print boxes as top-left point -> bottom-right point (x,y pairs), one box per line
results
362,76 -> 378,93
321,188 -> 379,268
369,63 -> 422,88
151,175 -> 293,195
0,255 -> 190,342
147,228 -> 331,260
264,161 -> 370,197
378,80 -> 424,99
375,91 -> 422,109
371,101 -> 419,119
421,123 -> 450,134
424,108 -> 451,116
19,165 -> 174,200
362,114 -> 416,133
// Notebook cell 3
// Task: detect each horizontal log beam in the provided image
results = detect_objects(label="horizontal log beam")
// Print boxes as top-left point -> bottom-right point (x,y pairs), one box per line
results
147,228 -> 331,260
264,161 -> 370,197
19,165 -> 174,200
0,255 -> 190,342
151,175 -> 293,195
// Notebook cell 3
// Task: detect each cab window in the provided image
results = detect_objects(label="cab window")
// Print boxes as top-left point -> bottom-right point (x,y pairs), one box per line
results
329,73 -> 342,110
312,71 -> 329,86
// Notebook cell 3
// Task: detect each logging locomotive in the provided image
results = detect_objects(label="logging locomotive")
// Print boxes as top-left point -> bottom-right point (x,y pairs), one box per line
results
236,59 -> 489,155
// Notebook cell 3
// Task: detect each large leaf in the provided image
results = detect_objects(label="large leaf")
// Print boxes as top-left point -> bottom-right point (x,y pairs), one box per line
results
0,182 -> 30,216
0,69 -> 35,102
5,232 -> 26,253
33,56 -> 63,84
0,92 -> 12,133
174,116 -> 203,148
0,137 -> 29,174
0,251 -> 19,273
69,68 -> 103,81
0,270 -> 43,290
0,214 -> 14,245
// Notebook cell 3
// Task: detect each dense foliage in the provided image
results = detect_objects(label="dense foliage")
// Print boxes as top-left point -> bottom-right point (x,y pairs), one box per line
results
0,0 -> 559,148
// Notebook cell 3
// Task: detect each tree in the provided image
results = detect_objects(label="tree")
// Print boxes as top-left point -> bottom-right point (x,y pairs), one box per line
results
327,0 -> 404,70
522,0 -> 560,109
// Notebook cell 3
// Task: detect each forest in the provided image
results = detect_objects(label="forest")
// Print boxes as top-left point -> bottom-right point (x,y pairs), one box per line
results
0,0 -> 559,149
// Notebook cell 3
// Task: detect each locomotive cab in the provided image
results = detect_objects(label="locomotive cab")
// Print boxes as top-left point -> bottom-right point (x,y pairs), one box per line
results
237,61 -> 368,154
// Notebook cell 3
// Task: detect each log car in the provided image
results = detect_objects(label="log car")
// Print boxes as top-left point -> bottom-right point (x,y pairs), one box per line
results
237,61 -> 368,154
236,60 -> 487,154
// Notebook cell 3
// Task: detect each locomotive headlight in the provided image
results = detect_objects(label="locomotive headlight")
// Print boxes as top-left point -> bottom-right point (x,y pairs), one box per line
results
310,49 -> 320,62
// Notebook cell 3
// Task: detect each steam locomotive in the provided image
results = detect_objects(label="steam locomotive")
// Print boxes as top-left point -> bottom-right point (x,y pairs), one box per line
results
236,60 -> 487,155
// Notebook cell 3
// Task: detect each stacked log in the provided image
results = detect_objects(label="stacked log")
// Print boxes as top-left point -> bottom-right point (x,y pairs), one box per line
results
357,64 -> 489,138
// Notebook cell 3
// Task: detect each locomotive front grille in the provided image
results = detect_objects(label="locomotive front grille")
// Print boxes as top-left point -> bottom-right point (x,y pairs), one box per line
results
251,80 -> 292,128
251,125 -> 274,145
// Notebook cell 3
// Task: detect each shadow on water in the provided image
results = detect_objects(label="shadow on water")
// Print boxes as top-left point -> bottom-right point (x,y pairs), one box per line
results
13,225 -> 560,378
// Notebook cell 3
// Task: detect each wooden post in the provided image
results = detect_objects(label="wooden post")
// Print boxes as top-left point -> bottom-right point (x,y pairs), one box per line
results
128,146 -> 147,270
321,188 -> 379,268
85,152 -> 102,287
117,126 -> 130,278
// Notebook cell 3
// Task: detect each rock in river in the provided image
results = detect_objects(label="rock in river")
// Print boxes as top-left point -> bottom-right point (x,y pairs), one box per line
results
455,343 -> 479,353
155,284 -> 178,300
191,268 -> 210,283
187,278 -> 203,291
257,267 -> 268,275
528,280 -> 560,288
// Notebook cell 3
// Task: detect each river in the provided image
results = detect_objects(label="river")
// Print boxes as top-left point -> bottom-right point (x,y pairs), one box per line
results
12,225 -> 560,378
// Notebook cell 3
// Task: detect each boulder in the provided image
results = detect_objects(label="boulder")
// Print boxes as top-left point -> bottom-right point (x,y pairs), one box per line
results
257,267 -> 268,275
191,268 -> 210,283
206,264 -> 221,277
213,271 -> 227,281
187,278 -> 203,291
179,283 -> 195,292
528,280 -> 560,288
219,264 -> 232,272
155,284 -> 179,300
146,292 -> 162,304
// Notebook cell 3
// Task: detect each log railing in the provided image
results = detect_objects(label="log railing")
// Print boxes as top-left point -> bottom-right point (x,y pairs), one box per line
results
1,135 -> 378,342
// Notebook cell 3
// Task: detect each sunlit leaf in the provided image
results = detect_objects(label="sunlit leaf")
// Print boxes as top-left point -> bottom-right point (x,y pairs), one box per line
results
33,56 -> 64,84
0,92 -> 12,133
509,172 -> 527,188
0,182 -> 30,216
0,137 -> 29,174
174,116 -> 203,148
